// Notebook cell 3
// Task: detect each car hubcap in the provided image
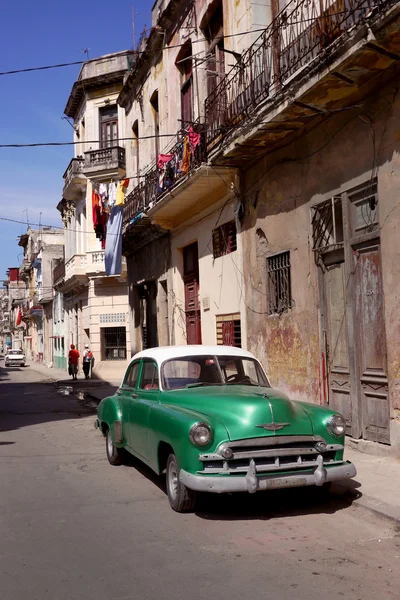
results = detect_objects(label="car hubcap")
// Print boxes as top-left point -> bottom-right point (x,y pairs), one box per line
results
168,460 -> 178,500
107,432 -> 113,457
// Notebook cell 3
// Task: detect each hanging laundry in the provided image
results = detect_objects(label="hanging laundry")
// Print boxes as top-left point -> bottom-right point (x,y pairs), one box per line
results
108,181 -> 117,207
105,204 -> 123,276
157,154 -> 173,169
180,137 -> 191,175
92,189 -> 100,229
99,183 -> 107,202
188,126 -> 201,154
116,178 -> 130,206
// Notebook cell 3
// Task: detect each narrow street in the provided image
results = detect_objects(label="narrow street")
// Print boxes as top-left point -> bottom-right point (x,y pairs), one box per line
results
0,365 -> 399,600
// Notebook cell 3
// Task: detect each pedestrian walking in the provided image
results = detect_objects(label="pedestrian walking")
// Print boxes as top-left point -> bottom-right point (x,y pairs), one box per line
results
68,344 -> 80,380
82,344 -> 93,380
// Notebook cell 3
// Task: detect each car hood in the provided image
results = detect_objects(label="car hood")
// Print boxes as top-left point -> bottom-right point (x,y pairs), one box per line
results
163,385 -> 314,441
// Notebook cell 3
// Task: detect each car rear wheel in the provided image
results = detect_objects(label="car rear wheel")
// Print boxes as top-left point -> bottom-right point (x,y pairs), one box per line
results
105,428 -> 124,466
166,453 -> 197,513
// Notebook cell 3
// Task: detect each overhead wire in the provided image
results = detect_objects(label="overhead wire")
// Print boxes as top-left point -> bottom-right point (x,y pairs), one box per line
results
0,17 -> 338,77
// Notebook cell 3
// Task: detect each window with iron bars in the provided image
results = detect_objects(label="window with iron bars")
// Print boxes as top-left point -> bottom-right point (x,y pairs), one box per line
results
216,313 -> 242,347
267,252 -> 292,315
102,326 -> 127,361
212,220 -> 237,259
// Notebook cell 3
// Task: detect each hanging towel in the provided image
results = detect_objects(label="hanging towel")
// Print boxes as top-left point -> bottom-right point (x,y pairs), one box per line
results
108,181 -> 117,207
116,179 -> 129,206
157,153 -> 173,169
105,204 -> 123,276
188,126 -> 201,153
92,190 -> 100,229
180,137 -> 191,174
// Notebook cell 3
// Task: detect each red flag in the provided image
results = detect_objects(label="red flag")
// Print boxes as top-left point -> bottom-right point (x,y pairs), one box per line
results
16,306 -> 22,327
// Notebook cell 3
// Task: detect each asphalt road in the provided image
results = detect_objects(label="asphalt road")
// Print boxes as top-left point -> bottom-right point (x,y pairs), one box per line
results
1,364 -> 399,600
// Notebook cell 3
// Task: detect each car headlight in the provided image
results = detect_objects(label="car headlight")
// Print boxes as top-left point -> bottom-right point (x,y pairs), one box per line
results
327,414 -> 346,437
189,422 -> 213,447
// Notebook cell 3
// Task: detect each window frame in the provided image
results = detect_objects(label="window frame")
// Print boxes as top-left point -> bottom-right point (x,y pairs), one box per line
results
266,250 -> 293,315
212,220 -> 237,259
123,360 -> 141,389
138,359 -> 160,391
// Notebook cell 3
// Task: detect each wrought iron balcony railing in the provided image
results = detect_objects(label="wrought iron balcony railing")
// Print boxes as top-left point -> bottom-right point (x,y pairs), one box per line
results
123,124 -> 206,228
205,0 -> 395,145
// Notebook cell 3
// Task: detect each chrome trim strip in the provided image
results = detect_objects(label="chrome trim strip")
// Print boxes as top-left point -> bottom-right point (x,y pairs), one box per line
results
219,435 -> 326,450
200,444 -> 343,462
201,458 -> 345,475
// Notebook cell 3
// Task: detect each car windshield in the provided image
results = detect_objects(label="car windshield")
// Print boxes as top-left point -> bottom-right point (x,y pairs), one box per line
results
8,350 -> 22,355
162,355 -> 270,390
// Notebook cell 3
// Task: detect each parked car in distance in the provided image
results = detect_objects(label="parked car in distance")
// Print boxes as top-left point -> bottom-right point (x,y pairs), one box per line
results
4,348 -> 26,367
96,345 -> 356,512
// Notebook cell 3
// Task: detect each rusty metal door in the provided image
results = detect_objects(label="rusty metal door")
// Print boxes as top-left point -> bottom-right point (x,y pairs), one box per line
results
322,255 -> 353,434
354,241 -> 390,443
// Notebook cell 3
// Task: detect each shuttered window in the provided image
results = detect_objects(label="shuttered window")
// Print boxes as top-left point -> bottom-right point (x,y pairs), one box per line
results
212,220 -> 237,259
216,313 -> 241,347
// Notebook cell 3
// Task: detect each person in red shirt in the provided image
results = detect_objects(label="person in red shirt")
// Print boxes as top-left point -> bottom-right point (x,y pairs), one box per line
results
68,344 -> 80,380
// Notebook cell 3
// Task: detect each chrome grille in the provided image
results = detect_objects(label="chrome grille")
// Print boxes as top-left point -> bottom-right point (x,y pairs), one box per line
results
199,435 -> 343,475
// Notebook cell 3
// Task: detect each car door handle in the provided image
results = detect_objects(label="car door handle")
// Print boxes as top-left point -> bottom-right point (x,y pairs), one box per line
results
131,393 -> 138,399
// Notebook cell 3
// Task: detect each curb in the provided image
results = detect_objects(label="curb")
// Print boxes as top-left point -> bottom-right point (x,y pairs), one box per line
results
334,481 -> 400,526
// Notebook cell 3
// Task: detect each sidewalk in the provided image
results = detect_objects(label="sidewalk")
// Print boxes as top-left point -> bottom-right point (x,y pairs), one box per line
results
338,447 -> 400,524
27,361 -> 119,401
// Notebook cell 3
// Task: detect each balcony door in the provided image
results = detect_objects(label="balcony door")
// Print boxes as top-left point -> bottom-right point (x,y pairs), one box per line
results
100,105 -> 118,148
183,242 -> 201,345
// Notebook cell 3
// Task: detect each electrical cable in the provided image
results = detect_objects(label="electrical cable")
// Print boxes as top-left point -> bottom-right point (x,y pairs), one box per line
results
0,104 -> 365,148
0,18 -> 335,77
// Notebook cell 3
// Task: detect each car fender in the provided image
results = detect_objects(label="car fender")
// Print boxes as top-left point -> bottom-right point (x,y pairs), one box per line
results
146,403 -> 230,474
97,396 -> 123,445
297,401 -> 346,451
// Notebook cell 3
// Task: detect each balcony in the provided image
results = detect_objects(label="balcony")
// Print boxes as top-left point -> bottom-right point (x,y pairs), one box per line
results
53,259 -> 65,286
205,0 -> 400,166
86,250 -> 127,277
122,125 -> 236,251
63,254 -> 88,289
63,158 -> 86,200
83,146 -> 126,179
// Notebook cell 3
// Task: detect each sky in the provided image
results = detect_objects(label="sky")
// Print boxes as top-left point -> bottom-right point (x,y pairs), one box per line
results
0,0 -> 153,283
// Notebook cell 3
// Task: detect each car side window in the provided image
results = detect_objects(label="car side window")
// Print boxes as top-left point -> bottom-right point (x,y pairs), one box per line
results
124,361 -> 140,388
139,361 -> 159,391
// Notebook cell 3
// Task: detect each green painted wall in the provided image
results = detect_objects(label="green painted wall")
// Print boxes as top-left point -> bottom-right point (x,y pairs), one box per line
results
54,355 -> 67,371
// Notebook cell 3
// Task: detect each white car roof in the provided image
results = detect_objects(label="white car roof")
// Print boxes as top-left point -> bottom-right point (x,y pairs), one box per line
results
130,345 -> 257,366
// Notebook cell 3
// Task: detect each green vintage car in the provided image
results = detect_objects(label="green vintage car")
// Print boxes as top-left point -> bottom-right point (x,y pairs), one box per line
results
95,345 -> 356,512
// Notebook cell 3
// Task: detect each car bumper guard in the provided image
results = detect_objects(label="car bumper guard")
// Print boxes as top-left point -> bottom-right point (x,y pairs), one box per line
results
180,455 -> 357,494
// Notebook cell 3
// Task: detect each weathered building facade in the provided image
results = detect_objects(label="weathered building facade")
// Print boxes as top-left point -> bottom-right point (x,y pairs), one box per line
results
56,52 -> 133,380
120,0 -> 254,355
117,0 -> 400,451
204,0 -> 400,449
18,228 -> 64,363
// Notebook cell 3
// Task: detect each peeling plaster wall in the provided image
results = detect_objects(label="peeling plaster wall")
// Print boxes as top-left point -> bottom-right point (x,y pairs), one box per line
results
241,79 -> 400,418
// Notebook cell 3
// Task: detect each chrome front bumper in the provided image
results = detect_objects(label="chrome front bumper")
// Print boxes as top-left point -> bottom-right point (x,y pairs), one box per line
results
180,456 -> 357,494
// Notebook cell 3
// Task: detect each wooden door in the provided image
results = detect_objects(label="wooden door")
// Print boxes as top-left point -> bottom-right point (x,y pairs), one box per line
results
354,241 -> 390,443
183,243 -> 201,345
323,256 -> 352,434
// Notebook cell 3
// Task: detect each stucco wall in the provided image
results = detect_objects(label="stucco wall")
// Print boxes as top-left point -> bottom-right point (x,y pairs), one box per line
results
169,197 -> 246,347
241,80 -> 400,418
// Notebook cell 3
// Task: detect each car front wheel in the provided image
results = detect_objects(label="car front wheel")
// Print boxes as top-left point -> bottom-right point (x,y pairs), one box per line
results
105,428 -> 124,466
166,453 -> 197,513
